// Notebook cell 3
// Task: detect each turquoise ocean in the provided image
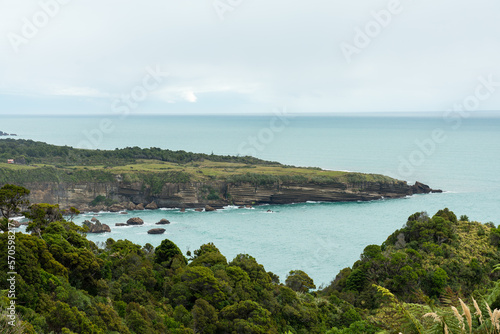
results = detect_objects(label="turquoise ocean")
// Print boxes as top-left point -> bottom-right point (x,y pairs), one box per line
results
2,115 -> 500,286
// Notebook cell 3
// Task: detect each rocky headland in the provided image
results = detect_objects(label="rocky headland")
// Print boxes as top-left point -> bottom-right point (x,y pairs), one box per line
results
19,178 -> 441,213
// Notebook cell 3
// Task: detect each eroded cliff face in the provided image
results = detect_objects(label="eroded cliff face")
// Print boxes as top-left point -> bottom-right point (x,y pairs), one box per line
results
20,178 -> 440,211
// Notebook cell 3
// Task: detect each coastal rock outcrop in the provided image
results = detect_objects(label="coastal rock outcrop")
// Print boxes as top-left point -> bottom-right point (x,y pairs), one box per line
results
115,223 -> 128,226
156,219 -> 170,225
18,178 -> 441,211
83,220 -> 111,233
147,228 -> 166,234
205,205 -> 216,212
412,181 -> 442,194
109,204 -> 126,212
126,217 -> 144,225
146,201 -> 158,210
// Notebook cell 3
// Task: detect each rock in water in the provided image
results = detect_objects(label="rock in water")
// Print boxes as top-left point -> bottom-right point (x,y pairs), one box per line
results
180,208 -> 186,212
156,219 -> 170,225
83,220 -> 111,233
205,205 -> 216,212
136,203 -> 145,210
147,228 -> 166,235
411,181 -> 442,194
115,223 -> 128,226
127,217 -> 144,225
194,208 -> 203,212
91,217 -> 98,222
146,201 -> 158,210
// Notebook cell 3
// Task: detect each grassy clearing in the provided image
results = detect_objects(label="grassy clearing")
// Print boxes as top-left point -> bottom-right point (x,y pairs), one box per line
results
0,158 -> 399,185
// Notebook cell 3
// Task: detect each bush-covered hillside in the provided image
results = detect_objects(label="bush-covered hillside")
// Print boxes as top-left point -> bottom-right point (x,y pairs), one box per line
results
0,139 -> 279,167
0,139 -> 399,187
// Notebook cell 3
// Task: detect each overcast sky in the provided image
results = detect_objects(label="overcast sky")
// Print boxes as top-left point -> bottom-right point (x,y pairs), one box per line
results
1,0 -> 499,115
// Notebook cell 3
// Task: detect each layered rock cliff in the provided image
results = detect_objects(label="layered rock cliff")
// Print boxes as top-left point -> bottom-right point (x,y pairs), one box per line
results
19,178 -> 441,211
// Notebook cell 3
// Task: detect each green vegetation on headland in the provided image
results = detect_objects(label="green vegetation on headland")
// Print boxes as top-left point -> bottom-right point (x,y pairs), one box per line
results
0,139 -> 398,186
1,184 -> 499,333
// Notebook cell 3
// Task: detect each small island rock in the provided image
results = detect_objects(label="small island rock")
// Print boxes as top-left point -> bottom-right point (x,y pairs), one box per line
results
127,217 -> 144,225
83,220 -> 111,233
156,219 -> 170,225
147,228 -> 166,235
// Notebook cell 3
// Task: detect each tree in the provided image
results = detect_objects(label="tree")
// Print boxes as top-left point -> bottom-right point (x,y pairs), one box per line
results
25,203 -> 63,237
192,299 -> 218,334
427,267 -> 449,298
285,270 -> 316,293
0,184 -> 30,232
155,239 -> 187,267
63,207 -> 80,222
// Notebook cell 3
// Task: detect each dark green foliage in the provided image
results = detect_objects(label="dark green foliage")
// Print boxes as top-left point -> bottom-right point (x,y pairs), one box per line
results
89,195 -> 115,207
324,208 -> 500,314
24,203 -> 63,236
344,268 -> 366,292
189,243 -> 227,268
285,270 -> 316,293
2,186 -> 498,334
224,172 -> 352,186
490,226 -> 500,247
434,208 -> 457,223
0,184 -> 30,231
155,238 -> 187,267
192,298 -> 218,333
0,138 -> 279,167
0,166 -> 116,184
0,184 -> 30,219
218,300 -> 275,334
426,267 -> 449,297
200,185 -> 221,200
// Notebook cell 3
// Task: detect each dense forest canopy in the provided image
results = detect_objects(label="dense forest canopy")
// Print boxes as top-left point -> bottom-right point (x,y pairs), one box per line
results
1,184 -> 500,333
0,139 -> 281,167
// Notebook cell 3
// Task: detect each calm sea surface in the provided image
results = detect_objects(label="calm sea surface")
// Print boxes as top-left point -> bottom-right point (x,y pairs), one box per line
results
3,115 -> 500,286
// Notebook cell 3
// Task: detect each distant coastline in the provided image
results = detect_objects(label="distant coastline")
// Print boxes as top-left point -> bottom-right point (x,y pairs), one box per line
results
0,130 -> 17,136
0,139 -> 442,212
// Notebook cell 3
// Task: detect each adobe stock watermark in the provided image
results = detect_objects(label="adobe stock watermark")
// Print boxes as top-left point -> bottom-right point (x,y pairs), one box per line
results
213,0 -> 243,20
340,0 -> 403,64
7,0 -> 73,54
77,65 -> 168,150
396,74 -> 499,178
237,107 -> 294,157
6,225 -> 18,327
